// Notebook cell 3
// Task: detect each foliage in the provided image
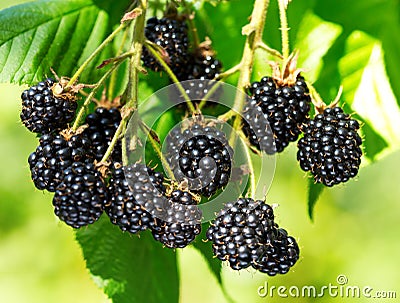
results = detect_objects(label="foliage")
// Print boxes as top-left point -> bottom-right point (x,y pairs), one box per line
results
1,0 -> 400,302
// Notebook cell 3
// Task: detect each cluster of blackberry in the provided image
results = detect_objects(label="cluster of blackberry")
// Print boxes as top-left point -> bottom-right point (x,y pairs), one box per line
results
21,78 -> 205,249
242,60 -> 363,186
207,198 -> 299,276
141,15 -> 223,104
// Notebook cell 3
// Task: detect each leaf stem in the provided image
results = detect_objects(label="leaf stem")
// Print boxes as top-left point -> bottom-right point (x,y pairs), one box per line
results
67,22 -> 129,87
278,0 -> 290,60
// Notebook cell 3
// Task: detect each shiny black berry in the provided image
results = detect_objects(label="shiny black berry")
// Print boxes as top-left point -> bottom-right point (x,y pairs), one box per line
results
141,16 -> 189,79
297,106 -> 363,186
84,107 -> 122,162
242,75 -> 311,153
20,78 -> 77,134
28,132 -> 94,192
152,189 -> 202,248
165,123 -> 233,197
206,198 -> 275,270
252,227 -> 300,276
52,162 -> 107,228
206,198 -> 300,275
106,162 -> 167,234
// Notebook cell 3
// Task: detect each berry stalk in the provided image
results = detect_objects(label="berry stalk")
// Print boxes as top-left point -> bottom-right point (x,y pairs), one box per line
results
144,41 -> 197,114
67,22 -> 130,88
72,62 -> 121,131
229,0 -> 270,146
278,0 -> 290,60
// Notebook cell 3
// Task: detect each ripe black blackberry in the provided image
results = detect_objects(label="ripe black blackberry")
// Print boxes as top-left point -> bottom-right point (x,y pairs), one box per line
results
206,198 -> 275,270
52,162 -> 107,228
165,122 -> 233,197
206,198 -> 300,275
297,106 -> 362,186
252,227 -> 300,276
141,16 -> 189,79
84,107 -> 122,162
106,162 -> 167,234
242,75 -> 311,153
20,78 -> 77,134
28,130 -> 94,192
152,189 -> 202,248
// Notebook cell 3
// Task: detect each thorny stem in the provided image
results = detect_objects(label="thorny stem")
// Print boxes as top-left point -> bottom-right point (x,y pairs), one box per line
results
67,22 -> 129,88
144,41 -> 198,114
72,63 -> 121,131
257,41 -> 283,59
229,0 -> 270,147
139,122 -> 175,179
121,0 -> 148,164
278,0 -> 290,60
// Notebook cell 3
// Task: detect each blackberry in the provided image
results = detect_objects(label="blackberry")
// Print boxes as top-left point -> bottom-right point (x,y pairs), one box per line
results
20,78 -> 77,134
297,106 -> 362,186
165,122 -> 233,197
242,75 -> 311,153
141,16 -> 189,79
206,198 -> 275,270
152,189 -> 202,248
106,162 -> 167,234
28,131 -> 94,192
52,162 -> 107,228
252,227 -> 300,276
206,198 -> 300,275
84,107 -> 122,162
182,53 -> 223,104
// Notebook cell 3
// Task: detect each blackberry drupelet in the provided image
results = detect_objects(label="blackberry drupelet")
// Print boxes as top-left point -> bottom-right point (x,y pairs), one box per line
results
84,107 -> 122,162
141,16 -> 189,79
20,78 -> 77,134
165,123 -> 233,197
106,162 -> 167,234
28,131 -> 94,192
297,106 -> 362,186
206,198 -> 275,270
152,189 -> 202,249
206,198 -> 300,275
52,162 -> 107,228
242,75 -> 311,153
252,227 -> 300,276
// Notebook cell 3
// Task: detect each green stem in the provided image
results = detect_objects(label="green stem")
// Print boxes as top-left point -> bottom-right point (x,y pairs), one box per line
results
144,41 -> 197,114
100,115 -> 125,163
67,22 -> 129,87
72,63 -> 120,131
229,0 -> 270,147
278,0 -> 290,60
182,0 -> 200,49
108,29 -> 130,100
242,136 -> 256,198
139,122 -> 175,179
121,0 -> 148,164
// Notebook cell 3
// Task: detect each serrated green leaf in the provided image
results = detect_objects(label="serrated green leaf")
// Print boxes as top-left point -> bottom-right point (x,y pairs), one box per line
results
0,0 -> 130,85
307,179 -> 324,221
75,216 -> 179,303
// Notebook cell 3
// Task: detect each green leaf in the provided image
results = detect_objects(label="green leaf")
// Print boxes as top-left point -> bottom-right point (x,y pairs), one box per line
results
0,0 -> 130,85
307,179 -> 324,220
75,216 -> 179,303
295,12 -> 342,83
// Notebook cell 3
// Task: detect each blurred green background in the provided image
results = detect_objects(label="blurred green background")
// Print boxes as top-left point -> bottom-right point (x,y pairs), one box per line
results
1,0 -> 400,302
